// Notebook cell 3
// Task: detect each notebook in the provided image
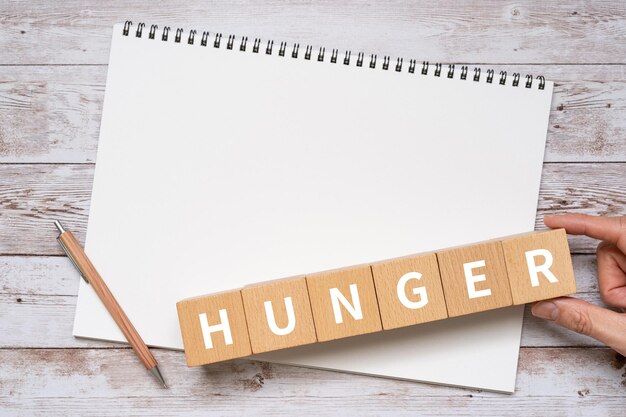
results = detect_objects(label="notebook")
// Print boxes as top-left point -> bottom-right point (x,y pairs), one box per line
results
74,21 -> 553,393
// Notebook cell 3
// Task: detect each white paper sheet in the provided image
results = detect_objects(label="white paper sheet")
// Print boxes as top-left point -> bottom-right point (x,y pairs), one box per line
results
74,23 -> 553,392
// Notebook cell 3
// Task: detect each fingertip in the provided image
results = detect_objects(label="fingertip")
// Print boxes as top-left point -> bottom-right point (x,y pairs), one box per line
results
543,213 -> 562,229
531,301 -> 559,320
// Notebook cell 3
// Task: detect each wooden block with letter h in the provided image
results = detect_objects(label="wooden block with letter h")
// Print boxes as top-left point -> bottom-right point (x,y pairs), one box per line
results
501,228 -> 576,304
306,265 -> 382,342
241,277 -> 317,354
176,290 -> 252,367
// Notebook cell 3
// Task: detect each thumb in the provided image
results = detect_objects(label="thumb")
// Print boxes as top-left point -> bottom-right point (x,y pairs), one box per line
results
532,297 -> 626,356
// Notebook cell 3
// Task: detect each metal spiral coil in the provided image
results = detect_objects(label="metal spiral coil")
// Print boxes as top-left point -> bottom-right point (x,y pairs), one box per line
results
121,21 -> 547,90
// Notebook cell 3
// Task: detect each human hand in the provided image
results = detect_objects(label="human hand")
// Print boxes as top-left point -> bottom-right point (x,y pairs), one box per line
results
531,214 -> 626,356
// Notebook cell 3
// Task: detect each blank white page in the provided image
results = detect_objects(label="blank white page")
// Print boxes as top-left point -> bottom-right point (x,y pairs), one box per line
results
74,23 -> 553,392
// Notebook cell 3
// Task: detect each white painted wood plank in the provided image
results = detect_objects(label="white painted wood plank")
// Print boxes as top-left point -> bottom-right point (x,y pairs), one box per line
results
0,65 -> 624,164
0,348 -> 624,416
0,293 -> 602,349
1,163 -> 623,256
0,255 -> 610,349
1,256 -> 81,296
0,66 -> 105,164
0,292 -> 607,349
2,1 -> 626,65
0,254 -> 600,297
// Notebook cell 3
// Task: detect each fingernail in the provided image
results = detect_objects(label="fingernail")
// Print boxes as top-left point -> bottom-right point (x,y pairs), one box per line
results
543,214 -> 557,224
532,301 -> 559,321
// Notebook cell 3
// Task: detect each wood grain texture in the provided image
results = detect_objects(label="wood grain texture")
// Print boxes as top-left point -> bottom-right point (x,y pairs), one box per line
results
306,266 -> 382,342
371,253 -> 448,329
58,230 -> 158,369
2,1 -> 626,65
0,65 -> 624,164
437,241 -> 513,316
0,255 -> 605,349
241,277 -> 317,354
502,229 -> 577,304
1,291 -> 612,350
1,348 -> 625,417
0,163 -> 623,256
177,290 -> 252,366
2,0 -> 626,413
180,231 -> 574,357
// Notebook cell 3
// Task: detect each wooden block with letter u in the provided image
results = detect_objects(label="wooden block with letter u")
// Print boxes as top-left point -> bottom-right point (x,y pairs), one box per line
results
501,228 -> 576,304
176,290 -> 252,367
241,277 -> 317,354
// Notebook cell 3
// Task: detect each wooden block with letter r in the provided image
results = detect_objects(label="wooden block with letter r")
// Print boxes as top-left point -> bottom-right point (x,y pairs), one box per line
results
176,289 -> 252,367
306,265 -> 382,342
437,241 -> 513,317
501,228 -> 576,305
371,253 -> 448,330
241,276 -> 317,354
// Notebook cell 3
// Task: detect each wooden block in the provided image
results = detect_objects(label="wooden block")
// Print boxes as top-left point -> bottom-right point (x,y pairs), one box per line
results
241,277 -> 317,354
176,290 -> 251,367
371,253 -> 448,330
437,241 -> 512,317
502,228 -> 577,305
306,265 -> 382,342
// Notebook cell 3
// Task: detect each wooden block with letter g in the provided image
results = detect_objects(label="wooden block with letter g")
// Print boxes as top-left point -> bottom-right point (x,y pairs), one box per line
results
176,290 -> 252,367
501,228 -> 576,305
241,277 -> 317,354
306,265 -> 382,342
371,253 -> 448,330
437,241 -> 513,317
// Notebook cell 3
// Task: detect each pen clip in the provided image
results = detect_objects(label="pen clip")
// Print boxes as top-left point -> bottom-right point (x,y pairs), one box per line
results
56,236 -> 90,285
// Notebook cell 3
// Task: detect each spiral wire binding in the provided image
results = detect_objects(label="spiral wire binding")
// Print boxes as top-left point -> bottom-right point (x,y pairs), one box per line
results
121,21 -> 547,90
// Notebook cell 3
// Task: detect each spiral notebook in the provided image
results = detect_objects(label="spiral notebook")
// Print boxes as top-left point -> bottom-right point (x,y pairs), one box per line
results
74,22 -> 553,392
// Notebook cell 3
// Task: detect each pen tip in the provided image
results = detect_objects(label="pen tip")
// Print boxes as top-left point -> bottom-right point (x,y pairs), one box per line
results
150,365 -> 168,389
53,220 -> 65,234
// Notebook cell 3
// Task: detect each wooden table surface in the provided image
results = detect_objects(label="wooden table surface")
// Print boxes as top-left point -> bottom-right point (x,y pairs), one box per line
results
1,1 -> 625,415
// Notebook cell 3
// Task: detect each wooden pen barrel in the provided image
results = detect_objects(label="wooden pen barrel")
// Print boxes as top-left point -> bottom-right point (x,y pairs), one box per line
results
59,231 -> 157,369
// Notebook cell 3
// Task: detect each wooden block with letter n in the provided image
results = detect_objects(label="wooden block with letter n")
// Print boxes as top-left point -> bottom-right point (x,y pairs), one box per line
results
437,241 -> 513,317
371,253 -> 448,330
501,228 -> 576,305
306,265 -> 382,342
176,290 -> 252,367
241,277 -> 317,354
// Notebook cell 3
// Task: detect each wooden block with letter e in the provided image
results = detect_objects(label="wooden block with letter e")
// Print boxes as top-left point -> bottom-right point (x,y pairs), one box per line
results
371,253 -> 448,330
501,228 -> 576,305
176,290 -> 252,367
306,265 -> 382,342
437,241 -> 513,317
241,277 -> 317,354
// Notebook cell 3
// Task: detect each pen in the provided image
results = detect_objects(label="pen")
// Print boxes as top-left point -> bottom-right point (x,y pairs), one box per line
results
54,220 -> 168,388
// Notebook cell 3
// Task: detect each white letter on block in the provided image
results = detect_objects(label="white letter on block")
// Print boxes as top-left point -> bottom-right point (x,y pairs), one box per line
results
525,249 -> 559,287
199,309 -> 233,349
397,272 -> 428,309
330,284 -> 363,324
463,260 -> 492,299
264,297 -> 296,336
